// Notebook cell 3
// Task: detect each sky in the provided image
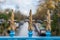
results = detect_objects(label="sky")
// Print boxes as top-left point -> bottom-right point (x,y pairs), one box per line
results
0,0 -> 42,16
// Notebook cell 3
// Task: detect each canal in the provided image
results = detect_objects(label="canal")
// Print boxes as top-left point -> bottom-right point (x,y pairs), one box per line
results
15,22 -> 43,37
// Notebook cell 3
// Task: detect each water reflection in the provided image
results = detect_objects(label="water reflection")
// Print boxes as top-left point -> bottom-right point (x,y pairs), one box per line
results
16,22 -> 39,37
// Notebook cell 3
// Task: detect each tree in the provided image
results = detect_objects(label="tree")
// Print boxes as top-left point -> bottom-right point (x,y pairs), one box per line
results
14,11 -> 27,21
51,9 -> 58,36
0,13 -> 9,35
34,0 -> 60,36
33,3 -> 47,20
0,13 -> 8,20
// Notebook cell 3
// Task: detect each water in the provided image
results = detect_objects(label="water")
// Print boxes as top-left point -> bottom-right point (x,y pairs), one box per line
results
18,22 -> 28,36
15,22 -> 39,37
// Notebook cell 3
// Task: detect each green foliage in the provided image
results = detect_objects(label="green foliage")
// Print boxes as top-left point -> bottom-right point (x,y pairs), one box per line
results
51,9 -> 58,35
0,14 -> 8,20
2,22 -> 9,29
8,11 -> 12,18
0,13 -> 11,34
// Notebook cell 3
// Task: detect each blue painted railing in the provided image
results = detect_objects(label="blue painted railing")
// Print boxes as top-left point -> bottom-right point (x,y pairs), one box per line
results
6,30 -> 60,40
0,36 -> 60,40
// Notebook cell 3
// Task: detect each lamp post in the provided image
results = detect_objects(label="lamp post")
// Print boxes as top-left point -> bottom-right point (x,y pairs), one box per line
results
46,0 -> 55,36
9,10 -> 15,37
46,10 -> 51,31
28,9 -> 33,37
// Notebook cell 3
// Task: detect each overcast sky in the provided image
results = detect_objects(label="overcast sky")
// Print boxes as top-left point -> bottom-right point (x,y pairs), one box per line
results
0,0 -> 42,16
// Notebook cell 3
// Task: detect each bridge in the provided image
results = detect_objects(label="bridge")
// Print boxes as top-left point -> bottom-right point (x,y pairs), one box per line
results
0,8 -> 58,40
0,36 -> 60,40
